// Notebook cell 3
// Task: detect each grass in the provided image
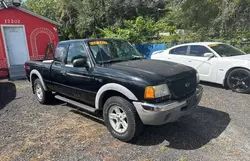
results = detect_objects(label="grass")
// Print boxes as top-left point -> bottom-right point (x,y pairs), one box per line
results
180,156 -> 187,161
160,145 -> 168,152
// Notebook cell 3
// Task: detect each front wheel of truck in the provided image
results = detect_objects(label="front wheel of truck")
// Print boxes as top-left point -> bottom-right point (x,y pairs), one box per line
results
34,79 -> 52,104
103,96 -> 144,142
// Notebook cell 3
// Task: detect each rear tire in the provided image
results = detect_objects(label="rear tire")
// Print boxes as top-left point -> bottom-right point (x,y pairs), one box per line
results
227,68 -> 250,94
103,96 -> 144,142
34,79 -> 52,104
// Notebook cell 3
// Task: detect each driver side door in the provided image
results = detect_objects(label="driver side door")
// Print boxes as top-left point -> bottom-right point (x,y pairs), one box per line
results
63,43 -> 96,105
185,45 -> 218,82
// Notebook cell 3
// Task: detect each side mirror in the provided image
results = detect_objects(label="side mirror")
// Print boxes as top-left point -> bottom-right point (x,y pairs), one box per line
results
204,52 -> 214,58
204,52 -> 215,60
72,56 -> 88,68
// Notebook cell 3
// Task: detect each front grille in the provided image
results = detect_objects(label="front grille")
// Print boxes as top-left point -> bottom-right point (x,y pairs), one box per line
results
168,75 -> 197,100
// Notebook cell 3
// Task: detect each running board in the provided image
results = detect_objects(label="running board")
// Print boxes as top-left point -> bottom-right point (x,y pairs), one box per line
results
55,95 -> 97,113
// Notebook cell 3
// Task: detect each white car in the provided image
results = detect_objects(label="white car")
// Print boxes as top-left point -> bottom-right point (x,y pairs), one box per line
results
151,42 -> 250,93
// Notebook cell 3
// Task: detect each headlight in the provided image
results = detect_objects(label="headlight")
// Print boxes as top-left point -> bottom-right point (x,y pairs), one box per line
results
196,72 -> 200,83
144,84 -> 170,99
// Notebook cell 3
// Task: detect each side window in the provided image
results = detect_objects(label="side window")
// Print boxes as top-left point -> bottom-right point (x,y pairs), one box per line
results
169,46 -> 188,55
55,44 -> 67,62
67,43 -> 87,64
189,45 -> 211,57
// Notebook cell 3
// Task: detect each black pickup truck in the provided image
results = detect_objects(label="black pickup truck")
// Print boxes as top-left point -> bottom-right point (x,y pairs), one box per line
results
25,38 -> 203,141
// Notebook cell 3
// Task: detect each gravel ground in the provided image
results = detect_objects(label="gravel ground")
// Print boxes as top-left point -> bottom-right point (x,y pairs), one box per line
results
0,80 -> 250,161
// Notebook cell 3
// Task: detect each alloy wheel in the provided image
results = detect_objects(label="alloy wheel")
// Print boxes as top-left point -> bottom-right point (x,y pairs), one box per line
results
229,72 -> 250,91
36,83 -> 43,100
108,105 -> 128,133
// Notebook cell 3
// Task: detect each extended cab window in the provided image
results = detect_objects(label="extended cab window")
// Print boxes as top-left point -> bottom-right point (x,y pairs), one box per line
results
67,43 -> 87,64
189,45 -> 211,57
169,46 -> 188,55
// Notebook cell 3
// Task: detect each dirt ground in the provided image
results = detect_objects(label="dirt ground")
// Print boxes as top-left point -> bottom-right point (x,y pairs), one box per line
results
0,80 -> 250,161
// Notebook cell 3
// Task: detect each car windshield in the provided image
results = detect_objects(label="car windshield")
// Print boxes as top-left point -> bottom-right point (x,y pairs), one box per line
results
209,44 -> 246,57
88,39 -> 144,63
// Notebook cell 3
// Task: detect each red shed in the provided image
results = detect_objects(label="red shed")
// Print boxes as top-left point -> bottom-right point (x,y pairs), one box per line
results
0,7 -> 60,79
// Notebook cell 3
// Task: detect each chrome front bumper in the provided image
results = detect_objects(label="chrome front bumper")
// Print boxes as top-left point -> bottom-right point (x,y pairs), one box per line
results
133,85 -> 203,125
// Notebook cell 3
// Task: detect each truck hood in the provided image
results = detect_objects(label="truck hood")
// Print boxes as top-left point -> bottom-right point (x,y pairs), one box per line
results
105,59 -> 196,85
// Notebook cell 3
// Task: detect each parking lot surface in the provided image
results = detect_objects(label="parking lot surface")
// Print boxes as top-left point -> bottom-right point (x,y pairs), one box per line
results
0,80 -> 250,161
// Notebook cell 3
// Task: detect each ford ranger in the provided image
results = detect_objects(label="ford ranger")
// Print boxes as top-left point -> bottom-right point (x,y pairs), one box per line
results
25,38 -> 203,141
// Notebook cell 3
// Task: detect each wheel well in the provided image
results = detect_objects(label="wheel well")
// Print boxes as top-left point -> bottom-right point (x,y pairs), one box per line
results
31,74 -> 39,85
224,67 -> 250,87
99,90 -> 130,110
31,74 -> 39,94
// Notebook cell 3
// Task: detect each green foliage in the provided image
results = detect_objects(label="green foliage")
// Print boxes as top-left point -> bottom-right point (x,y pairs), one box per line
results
160,145 -> 168,152
180,156 -> 187,161
23,0 -> 59,21
24,0 -> 166,40
23,0 -> 250,50
99,16 -> 162,43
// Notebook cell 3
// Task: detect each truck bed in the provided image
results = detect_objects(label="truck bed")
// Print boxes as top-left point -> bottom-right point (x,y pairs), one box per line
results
25,60 -> 53,81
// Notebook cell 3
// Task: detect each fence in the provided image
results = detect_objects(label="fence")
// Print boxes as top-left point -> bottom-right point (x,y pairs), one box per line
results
135,42 -> 176,59
135,41 -> 250,58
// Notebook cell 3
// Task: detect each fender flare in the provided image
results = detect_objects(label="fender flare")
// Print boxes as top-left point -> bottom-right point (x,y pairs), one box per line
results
95,83 -> 138,109
30,69 -> 48,91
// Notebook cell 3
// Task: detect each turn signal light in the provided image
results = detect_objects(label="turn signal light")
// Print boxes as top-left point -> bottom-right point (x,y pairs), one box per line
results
144,86 -> 155,99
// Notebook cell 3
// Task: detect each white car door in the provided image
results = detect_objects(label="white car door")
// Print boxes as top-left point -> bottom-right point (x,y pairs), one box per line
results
184,45 -> 218,83
153,45 -> 189,64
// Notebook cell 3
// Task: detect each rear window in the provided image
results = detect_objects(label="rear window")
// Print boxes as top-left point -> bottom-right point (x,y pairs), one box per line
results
169,46 -> 188,55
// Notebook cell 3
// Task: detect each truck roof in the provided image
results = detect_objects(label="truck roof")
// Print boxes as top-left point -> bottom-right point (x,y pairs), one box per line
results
58,38 -> 126,45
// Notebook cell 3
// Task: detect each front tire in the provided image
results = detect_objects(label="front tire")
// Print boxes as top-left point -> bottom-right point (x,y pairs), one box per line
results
103,96 -> 144,142
34,79 -> 52,104
227,68 -> 250,94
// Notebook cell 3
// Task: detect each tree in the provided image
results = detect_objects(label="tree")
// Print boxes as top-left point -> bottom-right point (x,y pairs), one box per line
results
23,0 -> 59,21
99,16 -> 176,43
24,0 -> 167,39
23,0 -> 250,50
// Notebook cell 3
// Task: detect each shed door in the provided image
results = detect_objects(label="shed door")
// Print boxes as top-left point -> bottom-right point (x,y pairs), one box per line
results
3,26 -> 29,66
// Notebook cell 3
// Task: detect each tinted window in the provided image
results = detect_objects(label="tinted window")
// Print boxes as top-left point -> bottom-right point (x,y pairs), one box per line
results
67,43 -> 86,64
209,44 -> 245,57
55,44 -> 67,62
169,46 -> 188,55
189,45 -> 211,57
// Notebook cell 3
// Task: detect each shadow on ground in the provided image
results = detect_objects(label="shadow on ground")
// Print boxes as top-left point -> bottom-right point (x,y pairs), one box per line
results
200,81 -> 226,89
0,82 -> 16,110
133,106 -> 230,150
71,104 -> 230,150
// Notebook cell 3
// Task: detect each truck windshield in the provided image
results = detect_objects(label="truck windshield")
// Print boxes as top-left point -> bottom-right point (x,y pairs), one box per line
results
88,39 -> 144,63
209,44 -> 246,57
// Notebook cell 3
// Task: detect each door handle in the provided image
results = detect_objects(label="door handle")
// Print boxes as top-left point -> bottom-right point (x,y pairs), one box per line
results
61,71 -> 67,76
188,60 -> 192,62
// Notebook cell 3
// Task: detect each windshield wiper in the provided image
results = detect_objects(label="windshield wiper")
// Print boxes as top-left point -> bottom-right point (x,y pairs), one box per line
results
100,56 -> 144,64
129,56 -> 145,60
101,58 -> 127,64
